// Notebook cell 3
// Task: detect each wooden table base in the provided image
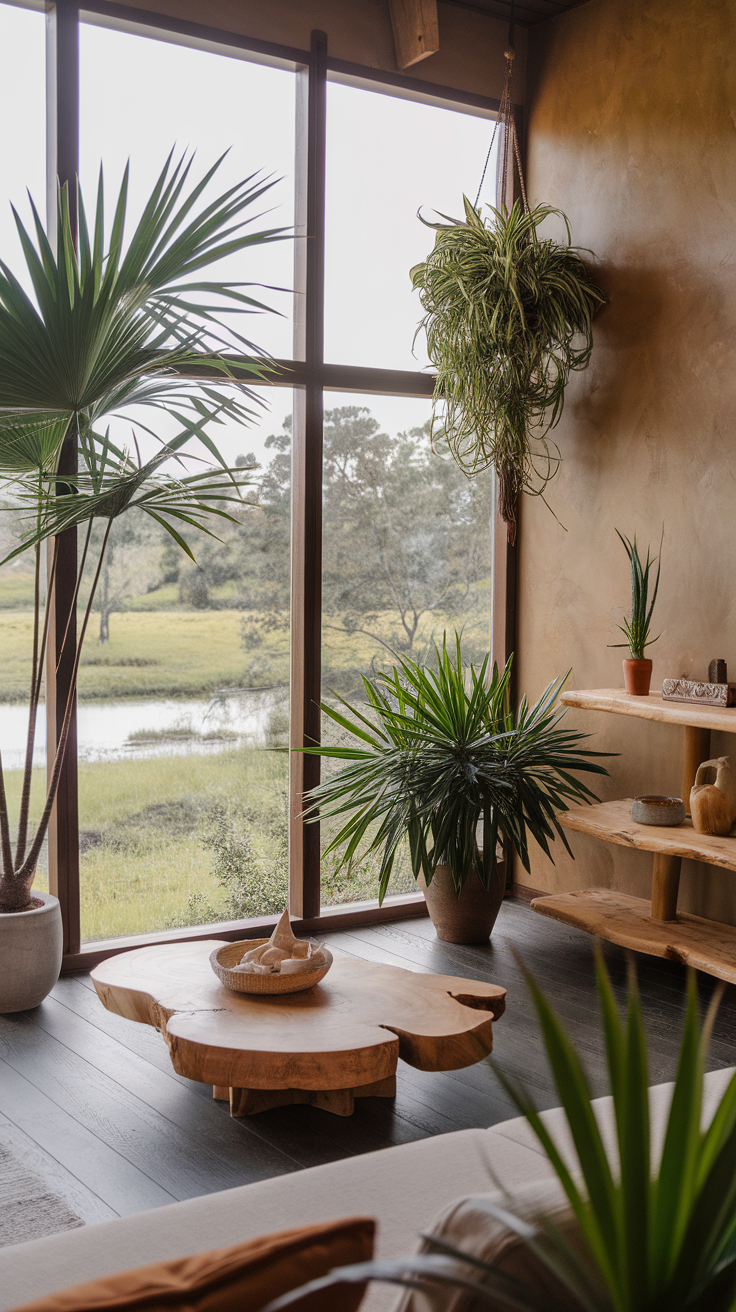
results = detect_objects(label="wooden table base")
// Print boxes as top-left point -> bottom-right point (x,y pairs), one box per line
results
213,1076 -> 397,1118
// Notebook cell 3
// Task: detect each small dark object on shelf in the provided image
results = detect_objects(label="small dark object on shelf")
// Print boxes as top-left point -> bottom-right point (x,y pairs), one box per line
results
709,658 -> 728,683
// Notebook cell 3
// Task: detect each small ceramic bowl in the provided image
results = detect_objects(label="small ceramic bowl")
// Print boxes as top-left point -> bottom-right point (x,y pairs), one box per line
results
630,795 -> 685,827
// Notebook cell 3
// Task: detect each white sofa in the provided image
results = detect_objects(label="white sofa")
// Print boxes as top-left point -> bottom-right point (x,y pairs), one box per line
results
1,1066 -> 733,1312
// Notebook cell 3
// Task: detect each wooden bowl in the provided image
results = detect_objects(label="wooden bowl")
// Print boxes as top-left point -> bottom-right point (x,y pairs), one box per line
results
209,939 -> 333,994
630,795 -> 686,827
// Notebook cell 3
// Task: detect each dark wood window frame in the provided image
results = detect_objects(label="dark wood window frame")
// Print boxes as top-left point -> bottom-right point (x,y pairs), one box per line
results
38,0 -> 516,972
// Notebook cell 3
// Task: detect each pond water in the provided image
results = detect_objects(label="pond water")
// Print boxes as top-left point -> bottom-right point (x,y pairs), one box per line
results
0,687 -> 286,770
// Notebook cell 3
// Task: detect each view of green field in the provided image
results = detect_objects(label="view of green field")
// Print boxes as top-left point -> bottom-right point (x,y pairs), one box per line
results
0,406 -> 492,940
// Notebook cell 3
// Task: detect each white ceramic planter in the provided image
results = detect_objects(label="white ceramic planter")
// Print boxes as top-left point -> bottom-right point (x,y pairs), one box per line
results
0,891 -> 63,1013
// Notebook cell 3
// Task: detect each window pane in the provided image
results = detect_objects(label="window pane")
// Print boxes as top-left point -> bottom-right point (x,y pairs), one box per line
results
76,24 -> 296,940
319,394 -> 492,908
0,1 -> 47,894
325,83 -> 498,371
0,3 -> 45,280
80,23 -> 295,360
76,391 -> 293,942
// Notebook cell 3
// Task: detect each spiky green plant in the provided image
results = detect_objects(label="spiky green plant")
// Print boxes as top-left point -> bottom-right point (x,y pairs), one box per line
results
265,957 -> 736,1312
411,199 -> 606,543
301,634 -> 609,904
610,531 -> 662,660
0,151 -> 288,913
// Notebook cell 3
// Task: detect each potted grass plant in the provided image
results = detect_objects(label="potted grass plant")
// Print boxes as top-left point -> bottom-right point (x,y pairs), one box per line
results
302,635 -> 608,944
0,152 -> 287,1011
611,530 -> 662,695
268,957 -> 736,1312
410,199 -> 606,544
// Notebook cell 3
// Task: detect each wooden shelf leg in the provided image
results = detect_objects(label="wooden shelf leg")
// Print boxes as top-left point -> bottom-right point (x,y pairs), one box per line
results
683,726 -> 711,813
651,853 -> 682,921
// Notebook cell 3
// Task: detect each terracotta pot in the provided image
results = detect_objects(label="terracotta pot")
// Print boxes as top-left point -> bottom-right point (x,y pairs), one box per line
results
0,891 -> 62,1013
623,657 -> 653,696
418,861 -> 506,944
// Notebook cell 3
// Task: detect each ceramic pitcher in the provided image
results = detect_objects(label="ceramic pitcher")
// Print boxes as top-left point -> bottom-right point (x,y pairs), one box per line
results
690,757 -> 736,836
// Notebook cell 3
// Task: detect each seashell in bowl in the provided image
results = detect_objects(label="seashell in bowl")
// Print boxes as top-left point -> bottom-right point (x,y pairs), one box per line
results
630,795 -> 685,827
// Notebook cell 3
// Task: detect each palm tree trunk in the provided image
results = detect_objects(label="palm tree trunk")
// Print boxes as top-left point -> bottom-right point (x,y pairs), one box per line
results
99,560 -> 110,643
12,519 -> 113,892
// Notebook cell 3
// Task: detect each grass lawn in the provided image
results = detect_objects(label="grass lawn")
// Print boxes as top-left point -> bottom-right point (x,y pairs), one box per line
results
77,746 -> 290,940
5,741 -> 415,940
4,747 -> 290,940
0,609 -> 291,701
0,599 -> 491,703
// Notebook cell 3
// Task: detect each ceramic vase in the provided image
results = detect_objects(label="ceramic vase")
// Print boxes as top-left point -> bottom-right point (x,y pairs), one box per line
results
623,657 -> 653,696
418,861 -> 506,944
690,757 -> 736,836
0,892 -> 63,1013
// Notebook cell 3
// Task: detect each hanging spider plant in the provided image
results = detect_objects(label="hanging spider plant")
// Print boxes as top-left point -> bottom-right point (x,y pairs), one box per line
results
411,198 -> 606,543
0,151 -> 289,915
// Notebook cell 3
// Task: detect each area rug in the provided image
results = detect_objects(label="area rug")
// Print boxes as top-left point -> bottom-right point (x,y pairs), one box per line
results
0,1143 -> 84,1247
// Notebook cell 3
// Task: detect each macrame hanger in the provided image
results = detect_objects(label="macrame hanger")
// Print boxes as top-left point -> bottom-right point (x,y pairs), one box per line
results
474,0 -> 528,213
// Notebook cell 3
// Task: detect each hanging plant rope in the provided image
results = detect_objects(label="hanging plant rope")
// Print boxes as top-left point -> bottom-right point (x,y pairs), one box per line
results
411,17 -> 605,543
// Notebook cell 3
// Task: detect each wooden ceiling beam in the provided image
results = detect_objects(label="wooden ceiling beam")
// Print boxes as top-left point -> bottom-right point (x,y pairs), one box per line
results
389,0 -> 440,69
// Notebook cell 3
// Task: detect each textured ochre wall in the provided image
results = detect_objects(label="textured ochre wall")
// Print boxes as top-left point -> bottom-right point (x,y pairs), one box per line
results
111,0 -> 526,103
519,0 -> 736,918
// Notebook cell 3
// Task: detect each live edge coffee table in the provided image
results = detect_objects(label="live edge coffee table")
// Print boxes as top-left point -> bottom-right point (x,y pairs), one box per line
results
92,941 -> 506,1117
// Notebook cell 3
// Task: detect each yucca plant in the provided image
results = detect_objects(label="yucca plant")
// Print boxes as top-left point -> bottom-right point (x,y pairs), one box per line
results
302,634 -> 608,904
266,956 -> 736,1312
610,530 -> 662,659
0,151 -> 288,914
411,199 -> 606,544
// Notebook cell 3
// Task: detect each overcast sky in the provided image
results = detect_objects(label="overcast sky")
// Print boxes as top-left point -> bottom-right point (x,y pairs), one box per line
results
0,1 -> 498,468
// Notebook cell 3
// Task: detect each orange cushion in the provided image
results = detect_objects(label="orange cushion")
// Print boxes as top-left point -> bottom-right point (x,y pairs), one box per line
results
11,1216 -> 375,1312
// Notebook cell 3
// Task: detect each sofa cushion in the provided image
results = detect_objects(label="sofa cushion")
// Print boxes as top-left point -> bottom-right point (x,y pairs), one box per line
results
9,1218 -> 374,1312
397,1177 -> 585,1312
490,1065 -> 736,1174
0,1128 -> 547,1312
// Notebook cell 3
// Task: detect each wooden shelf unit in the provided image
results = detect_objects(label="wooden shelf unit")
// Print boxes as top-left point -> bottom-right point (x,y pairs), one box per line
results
561,687 -> 736,806
532,890 -> 736,985
533,688 -> 736,980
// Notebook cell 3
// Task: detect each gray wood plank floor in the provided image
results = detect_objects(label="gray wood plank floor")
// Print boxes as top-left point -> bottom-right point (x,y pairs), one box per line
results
1,899 -> 735,1234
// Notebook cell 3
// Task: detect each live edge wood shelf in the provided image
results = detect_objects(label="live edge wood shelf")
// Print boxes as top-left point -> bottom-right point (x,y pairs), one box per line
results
531,688 -> 736,983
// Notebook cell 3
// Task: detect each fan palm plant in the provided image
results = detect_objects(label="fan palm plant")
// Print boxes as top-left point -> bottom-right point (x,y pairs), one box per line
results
0,151 -> 289,915
411,199 -> 606,544
302,634 -> 609,906
266,957 -> 736,1312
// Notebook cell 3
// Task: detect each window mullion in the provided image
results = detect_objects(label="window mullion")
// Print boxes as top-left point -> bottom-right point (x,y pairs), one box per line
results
289,29 -> 327,920
45,0 -> 81,956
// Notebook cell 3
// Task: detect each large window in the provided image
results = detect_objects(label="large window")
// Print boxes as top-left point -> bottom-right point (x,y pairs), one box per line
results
0,5 -> 502,958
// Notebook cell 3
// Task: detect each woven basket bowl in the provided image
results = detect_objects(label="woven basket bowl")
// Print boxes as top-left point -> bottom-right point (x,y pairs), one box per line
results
209,938 -> 333,995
